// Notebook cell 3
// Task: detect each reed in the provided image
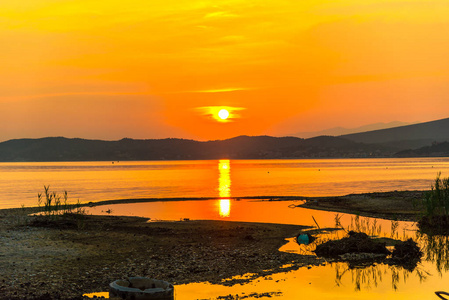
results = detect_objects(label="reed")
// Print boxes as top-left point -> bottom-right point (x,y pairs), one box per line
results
333,262 -> 426,292
418,233 -> 449,274
418,173 -> 449,235
422,172 -> 449,217
37,185 -> 85,219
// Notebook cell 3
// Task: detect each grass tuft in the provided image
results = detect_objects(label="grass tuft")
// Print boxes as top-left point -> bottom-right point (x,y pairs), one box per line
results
36,185 -> 86,228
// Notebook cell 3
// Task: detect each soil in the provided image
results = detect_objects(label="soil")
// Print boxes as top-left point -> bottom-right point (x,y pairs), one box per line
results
0,211 -> 324,300
299,190 -> 425,221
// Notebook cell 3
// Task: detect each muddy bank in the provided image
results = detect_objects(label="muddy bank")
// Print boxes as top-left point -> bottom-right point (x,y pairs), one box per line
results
0,213 -> 325,300
298,190 -> 425,221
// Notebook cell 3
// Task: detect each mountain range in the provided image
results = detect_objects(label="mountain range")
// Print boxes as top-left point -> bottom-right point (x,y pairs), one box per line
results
341,117 -> 449,150
1,117 -> 449,161
291,121 -> 414,139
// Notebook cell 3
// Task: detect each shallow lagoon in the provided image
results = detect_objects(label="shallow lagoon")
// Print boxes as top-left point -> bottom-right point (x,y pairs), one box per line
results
86,199 -> 449,300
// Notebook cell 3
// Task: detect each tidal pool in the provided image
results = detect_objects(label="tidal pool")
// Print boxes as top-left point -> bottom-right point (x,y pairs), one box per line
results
86,199 -> 416,235
84,199 -> 449,299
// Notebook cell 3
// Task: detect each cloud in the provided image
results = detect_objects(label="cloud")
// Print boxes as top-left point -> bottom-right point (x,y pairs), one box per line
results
204,11 -> 239,19
196,87 -> 253,93
161,87 -> 255,94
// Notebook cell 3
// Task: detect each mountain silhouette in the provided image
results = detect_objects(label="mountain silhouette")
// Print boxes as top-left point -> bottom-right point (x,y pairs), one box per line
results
341,117 -> 449,148
1,117 -> 449,161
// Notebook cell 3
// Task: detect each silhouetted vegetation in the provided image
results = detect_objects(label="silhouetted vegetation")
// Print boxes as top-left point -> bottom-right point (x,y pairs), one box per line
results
32,185 -> 86,229
418,173 -> 449,235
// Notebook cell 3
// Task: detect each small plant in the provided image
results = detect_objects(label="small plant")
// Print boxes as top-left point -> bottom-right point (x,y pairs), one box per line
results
36,186 -> 86,227
38,185 -> 64,218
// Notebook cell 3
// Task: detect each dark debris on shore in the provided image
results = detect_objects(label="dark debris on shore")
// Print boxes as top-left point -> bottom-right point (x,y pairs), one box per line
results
314,231 -> 422,270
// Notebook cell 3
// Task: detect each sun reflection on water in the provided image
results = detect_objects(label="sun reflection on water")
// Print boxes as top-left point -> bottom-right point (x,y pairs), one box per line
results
218,160 -> 231,217
219,199 -> 231,218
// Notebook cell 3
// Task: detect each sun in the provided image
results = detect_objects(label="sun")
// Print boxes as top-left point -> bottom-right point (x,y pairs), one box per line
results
218,109 -> 230,120
196,106 -> 245,123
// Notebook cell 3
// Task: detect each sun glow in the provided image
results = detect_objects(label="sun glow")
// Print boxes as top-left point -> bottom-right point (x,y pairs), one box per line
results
196,106 -> 245,123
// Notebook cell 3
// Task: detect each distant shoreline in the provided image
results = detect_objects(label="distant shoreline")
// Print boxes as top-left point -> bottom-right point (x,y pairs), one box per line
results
0,195 -> 309,214
2,135 -> 449,162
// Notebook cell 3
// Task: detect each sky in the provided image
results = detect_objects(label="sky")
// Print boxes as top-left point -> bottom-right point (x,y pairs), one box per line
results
1,0 -> 449,141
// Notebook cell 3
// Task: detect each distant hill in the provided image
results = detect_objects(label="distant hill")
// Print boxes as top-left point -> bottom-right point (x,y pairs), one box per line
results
2,117 -> 449,161
395,141 -> 449,157
0,136 -> 391,162
342,117 -> 449,149
291,121 -> 413,139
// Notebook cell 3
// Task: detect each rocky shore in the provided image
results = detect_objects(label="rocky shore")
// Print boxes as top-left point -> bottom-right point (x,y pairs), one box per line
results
0,211 -> 324,299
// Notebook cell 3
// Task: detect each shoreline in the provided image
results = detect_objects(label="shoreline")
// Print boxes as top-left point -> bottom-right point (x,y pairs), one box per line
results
1,190 -> 427,221
299,190 -> 426,221
0,215 -> 324,299
0,190 -> 427,299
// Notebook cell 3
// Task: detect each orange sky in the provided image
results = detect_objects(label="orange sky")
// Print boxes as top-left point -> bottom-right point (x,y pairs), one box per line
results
1,0 -> 449,141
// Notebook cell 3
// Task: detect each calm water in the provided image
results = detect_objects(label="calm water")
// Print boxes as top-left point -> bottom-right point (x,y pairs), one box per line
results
85,199 -> 449,300
2,158 -> 449,209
